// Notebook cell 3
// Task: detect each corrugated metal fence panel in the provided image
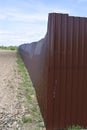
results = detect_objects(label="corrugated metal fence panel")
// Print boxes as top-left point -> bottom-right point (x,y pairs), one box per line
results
46,13 -> 56,130
47,13 -> 87,130
19,13 -> 87,130
19,37 -> 48,125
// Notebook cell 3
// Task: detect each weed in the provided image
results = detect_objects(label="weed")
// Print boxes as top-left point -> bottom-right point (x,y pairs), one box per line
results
14,128 -> 18,130
22,116 -> 32,123
68,125 -> 82,130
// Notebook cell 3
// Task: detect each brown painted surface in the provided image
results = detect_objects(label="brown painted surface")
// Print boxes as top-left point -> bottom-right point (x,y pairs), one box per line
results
19,13 -> 87,130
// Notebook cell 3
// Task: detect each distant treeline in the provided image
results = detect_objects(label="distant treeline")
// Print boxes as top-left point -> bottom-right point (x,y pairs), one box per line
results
0,46 -> 18,50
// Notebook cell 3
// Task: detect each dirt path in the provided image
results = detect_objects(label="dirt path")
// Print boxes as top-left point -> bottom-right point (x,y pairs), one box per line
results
0,50 -> 46,130
0,50 -> 18,111
0,50 -> 26,130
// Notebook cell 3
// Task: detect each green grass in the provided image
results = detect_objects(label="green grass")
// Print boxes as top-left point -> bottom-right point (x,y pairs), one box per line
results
16,52 -> 45,129
22,116 -> 32,123
0,46 -> 18,50
68,125 -> 82,130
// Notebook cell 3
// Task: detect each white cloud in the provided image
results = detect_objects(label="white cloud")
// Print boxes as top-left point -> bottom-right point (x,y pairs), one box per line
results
0,7 -> 68,23
0,0 -> 69,22
0,9 -> 48,25
0,26 -> 47,46
0,0 -> 70,46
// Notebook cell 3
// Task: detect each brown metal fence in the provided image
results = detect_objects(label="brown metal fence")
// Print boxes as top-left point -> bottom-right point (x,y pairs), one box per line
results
19,13 -> 87,130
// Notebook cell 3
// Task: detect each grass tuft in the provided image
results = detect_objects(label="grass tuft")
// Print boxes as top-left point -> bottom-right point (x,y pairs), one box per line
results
68,125 -> 83,130
22,116 -> 32,123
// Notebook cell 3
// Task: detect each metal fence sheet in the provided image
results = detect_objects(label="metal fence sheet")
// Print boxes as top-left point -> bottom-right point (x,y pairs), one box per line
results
19,13 -> 87,130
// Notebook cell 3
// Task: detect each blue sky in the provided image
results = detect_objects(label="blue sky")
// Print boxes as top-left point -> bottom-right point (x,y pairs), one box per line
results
0,0 -> 87,46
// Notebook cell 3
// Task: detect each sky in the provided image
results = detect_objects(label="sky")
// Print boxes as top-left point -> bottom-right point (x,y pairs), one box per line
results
0,0 -> 87,46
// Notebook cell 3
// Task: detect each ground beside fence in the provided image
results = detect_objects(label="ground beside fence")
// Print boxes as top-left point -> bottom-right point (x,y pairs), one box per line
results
0,50 -> 46,130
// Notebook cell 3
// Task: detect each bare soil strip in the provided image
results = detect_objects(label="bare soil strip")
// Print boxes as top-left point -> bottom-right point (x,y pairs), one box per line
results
0,50 -> 27,130
0,50 -> 46,130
